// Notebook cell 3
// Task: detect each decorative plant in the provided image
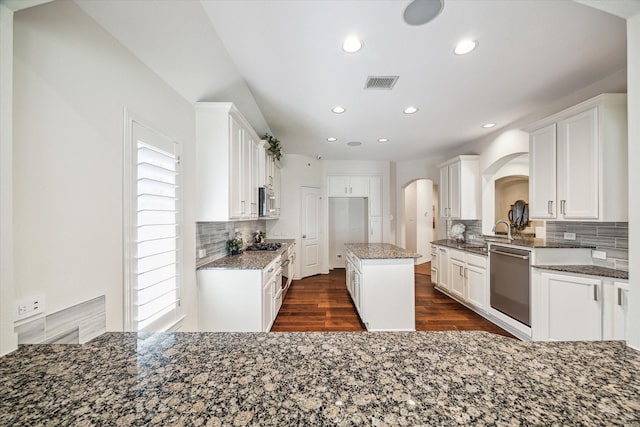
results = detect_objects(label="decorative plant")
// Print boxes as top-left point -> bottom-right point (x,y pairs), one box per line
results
263,133 -> 282,161
226,238 -> 242,255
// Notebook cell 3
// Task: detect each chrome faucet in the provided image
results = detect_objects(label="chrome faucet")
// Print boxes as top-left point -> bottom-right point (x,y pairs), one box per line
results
492,220 -> 513,241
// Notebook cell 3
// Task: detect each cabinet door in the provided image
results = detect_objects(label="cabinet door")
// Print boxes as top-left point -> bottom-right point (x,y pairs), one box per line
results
229,116 -> 244,219
437,247 -> 449,290
327,176 -> 349,197
241,132 -> 254,218
466,264 -> 486,311
439,166 -> 449,217
529,124 -> 557,219
603,281 -> 629,341
250,140 -> 259,218
369,176 -> 382,217
546,274 -> 602,341
448,161 -> 461,218
449,259 -> 466,300
369,217 -> 382,243
349,176 -> 370,197
558,108 -> 599,219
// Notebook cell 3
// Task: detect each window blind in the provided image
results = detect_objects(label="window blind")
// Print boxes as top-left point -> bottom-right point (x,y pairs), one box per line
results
134,141 -> 180,331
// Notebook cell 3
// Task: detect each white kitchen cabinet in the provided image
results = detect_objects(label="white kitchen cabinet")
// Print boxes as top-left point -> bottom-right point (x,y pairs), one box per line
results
369,176 -> 382,217
438,155 -> 480,219
603,281 -> 630,341
526,94 -> 627,221
533,271 -> 602,341
327,176 -> 369,197
449,256 -> 466,300
436,246 -> 450,291
529,124 -> 557,218
430,245 -> 439,286
195,102 -> 262,221
437,246 -> 487,312
273,161 -> 281,218
345,247 -> 415,331
198,256 -> 281,332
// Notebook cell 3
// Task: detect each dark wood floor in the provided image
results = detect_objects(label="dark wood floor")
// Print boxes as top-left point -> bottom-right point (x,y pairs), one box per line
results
271,265 -> 514,338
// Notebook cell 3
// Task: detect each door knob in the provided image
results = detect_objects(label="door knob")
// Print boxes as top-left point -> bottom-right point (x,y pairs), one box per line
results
302,235 -> 307,238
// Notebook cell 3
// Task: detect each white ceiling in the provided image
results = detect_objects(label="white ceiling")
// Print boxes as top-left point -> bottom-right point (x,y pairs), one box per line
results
78,0 -> 627,162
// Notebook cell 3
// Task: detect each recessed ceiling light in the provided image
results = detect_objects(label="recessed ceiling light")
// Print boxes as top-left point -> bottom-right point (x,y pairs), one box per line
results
482,123 -> 496,128
403,106 -> 418,114
454,39 -> 478,55
378,138 -> 389,143
342,36 -> 363,53
327,137 -> 337,142
332,106 -> 346,114
347,141 -> 362,147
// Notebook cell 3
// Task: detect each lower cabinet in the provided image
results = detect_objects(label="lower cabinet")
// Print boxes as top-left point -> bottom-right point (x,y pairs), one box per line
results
438,247 -> 487,312
532,270 -> 629,341
198,256 -> 282,332
436,246 -> 450,291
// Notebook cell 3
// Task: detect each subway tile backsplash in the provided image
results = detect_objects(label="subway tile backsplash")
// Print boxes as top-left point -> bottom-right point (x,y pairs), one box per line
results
196,220 -> 267,267
546,221 -> 628,271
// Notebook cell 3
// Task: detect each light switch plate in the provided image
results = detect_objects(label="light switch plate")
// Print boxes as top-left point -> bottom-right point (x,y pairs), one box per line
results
592,250 -> 607,260
563,232 -> 576,240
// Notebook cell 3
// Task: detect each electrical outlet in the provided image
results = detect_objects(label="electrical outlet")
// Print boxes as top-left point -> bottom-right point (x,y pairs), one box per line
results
336,254 -> 342,259
468,234 -> 475,240
198,249 -> 207,258
15,294 -> 45,321
563,232 -> 576,240
592,250 -> 607,260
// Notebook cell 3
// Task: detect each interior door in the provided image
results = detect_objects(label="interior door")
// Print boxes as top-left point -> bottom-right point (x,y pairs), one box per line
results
301,186 -> 322,278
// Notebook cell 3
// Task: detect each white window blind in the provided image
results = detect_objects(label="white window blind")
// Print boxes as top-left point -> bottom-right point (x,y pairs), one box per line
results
126,120 -> 182,332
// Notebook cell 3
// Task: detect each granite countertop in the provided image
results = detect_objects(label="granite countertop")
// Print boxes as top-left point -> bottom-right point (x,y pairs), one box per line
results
345,243 -> 421,259
533,264 -> 629,280
199,242 -> 291,270
1,331 -> 639,425
430,239 -> 488,256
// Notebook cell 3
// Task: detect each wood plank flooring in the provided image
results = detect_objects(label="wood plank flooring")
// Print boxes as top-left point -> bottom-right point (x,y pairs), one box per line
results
271,265 -> 514,338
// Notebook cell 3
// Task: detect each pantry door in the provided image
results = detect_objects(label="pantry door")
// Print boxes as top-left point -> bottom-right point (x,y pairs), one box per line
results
301,186 -> 322,278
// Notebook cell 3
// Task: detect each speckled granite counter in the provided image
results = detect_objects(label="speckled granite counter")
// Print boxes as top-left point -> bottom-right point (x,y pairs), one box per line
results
345,243 -> 420,259
533,264 -> 629,280
1,331 -> 639,425
431,239 -> 488,256
199,241 -> 291,270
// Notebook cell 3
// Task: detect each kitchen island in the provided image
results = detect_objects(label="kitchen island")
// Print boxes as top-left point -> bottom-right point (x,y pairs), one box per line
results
345,243 -> 420,331
1,331 -> 639,426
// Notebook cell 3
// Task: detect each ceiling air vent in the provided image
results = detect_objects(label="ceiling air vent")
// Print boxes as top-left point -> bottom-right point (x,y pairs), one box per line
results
364,75 -> 399,90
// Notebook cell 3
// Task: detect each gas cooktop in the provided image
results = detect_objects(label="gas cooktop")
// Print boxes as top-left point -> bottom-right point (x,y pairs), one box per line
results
245,242 -> 282,251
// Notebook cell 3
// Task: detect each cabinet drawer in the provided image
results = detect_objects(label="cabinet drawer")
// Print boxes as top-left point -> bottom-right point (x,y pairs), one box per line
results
262,257 -> 281,283
466,253 -> 486,269
449,249 -> 466,263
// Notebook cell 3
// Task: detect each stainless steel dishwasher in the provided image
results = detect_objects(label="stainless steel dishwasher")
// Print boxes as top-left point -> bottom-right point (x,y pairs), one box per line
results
489,245 -> 531,327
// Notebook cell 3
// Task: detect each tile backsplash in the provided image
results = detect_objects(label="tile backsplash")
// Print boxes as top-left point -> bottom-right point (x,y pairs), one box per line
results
447,220 -> 482,241
546,221 -> 628,271
196,220 -> 267,267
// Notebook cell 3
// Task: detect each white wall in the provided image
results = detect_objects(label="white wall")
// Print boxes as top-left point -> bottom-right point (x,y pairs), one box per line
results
626,12 -> 640,351
266,154 -> 322,278
11,1 -> 198,335
0,3 -> 17,356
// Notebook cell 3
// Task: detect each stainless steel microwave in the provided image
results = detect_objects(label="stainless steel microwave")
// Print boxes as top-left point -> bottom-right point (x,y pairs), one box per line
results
259,187 -> 277,217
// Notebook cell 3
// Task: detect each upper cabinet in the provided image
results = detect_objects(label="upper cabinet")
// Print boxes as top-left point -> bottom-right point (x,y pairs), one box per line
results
327,176 -> 369,197
438,155 -> 480,219
195,102 -> 261,221
526,94 -> 627,221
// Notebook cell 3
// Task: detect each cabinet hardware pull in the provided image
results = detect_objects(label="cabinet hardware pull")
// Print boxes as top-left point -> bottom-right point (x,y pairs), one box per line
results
618,287 -> 622,306
344,187 -> 348,194
548,200 -> 553,215
561,199 -> 566,215
268,267 -> 274,273
241,200 -> 245,214
489,249 -> 530,260
593,285 -> 598,301
464,268 -> 467,279
350,187 -> 353,194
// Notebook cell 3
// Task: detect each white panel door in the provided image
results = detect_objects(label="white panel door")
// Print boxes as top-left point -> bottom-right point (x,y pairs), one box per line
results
529,124 -> 557,219
327,176 -> 349,197
369,217 -> 382,243
229,116 -> 243,219
466,265 -> 486,311
448,161 -> 461,218
301,186 -> 322,278
546,274 -> 602,341
449,258 -> 466,300
439,166 -> 449,217
558,108 -> 599,219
